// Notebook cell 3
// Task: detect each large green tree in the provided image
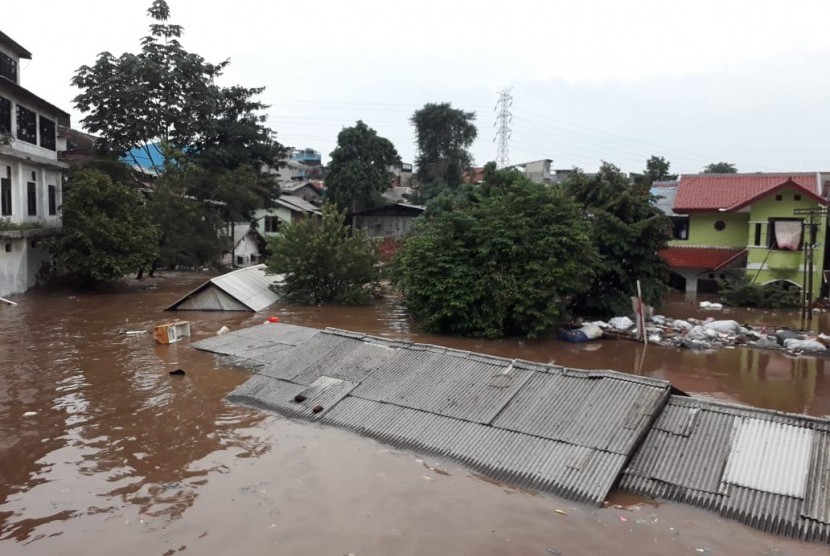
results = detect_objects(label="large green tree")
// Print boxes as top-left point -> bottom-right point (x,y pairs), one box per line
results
564,162 -> 671,316
393,170 -> 597,339
411,102 -> 477,187
70,0 -> 285,275
48,170 -> 160,283
702,161 -> 738,174
325,121 -> 400,212
266,204 -> 381,305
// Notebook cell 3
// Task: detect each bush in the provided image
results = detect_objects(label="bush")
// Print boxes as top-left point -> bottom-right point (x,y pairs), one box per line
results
266,204 -> 381,305
719,278 -> 800,309
392,176 -> 597,338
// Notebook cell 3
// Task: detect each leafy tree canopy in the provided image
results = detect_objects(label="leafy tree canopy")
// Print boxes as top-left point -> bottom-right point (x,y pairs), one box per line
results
641,155 -> 677,185
325,120 -> 400,212
411,102 -> 477,187
266,204 -> 381,305
47,169 -> 160,283
702,161 -> 738,174
393,169 -> 597,338
564,162 -> 671,316
70,0 -> 285,274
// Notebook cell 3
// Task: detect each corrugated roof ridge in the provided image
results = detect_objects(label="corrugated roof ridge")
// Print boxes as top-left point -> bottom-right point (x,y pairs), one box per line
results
668,395 -> 829,427
322,328 -> 671,389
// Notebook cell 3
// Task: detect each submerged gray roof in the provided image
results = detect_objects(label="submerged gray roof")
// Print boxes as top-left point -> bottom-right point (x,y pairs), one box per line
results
194,323 -> 830,544
620,395 -> 830,543
166,264 -> 281,312
194,323 -> 672,505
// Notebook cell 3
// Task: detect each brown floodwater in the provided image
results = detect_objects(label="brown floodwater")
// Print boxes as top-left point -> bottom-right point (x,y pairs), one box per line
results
0,271 -> 828,555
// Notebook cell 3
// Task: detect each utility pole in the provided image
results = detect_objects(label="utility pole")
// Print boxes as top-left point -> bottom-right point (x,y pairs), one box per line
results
794,207 -> 825,323
494,88 -> 513,169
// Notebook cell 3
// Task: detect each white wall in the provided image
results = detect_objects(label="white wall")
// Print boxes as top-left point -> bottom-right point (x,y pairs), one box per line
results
0,236 -> 50,297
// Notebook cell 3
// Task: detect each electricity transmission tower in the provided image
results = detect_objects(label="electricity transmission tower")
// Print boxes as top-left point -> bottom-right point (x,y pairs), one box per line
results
494,88 -> 513,168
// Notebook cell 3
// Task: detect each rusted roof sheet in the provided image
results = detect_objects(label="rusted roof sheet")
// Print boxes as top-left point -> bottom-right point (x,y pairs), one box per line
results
194,323 -> 673,506
620,396 -> 830,543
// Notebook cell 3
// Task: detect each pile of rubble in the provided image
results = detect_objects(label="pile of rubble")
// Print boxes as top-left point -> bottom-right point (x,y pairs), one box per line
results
564,315 -> 830,355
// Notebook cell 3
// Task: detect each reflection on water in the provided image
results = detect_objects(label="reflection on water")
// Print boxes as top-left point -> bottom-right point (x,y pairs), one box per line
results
0,273 -> 828,554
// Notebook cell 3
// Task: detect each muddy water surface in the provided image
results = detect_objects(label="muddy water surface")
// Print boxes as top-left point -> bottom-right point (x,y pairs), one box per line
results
0,272 -> 828,555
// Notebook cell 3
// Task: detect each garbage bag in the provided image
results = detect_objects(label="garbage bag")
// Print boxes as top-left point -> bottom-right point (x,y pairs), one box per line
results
776,329 -> 804,346
672,319 -> 693,332
783,339 -> 826,352
608,316 -> 634,330
703,320 -> 740,334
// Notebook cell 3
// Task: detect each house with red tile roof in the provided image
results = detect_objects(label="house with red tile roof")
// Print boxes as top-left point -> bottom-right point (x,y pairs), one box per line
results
659,173 -> 829,298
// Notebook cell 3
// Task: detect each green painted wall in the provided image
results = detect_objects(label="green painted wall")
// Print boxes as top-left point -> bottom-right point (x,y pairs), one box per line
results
669,212 -> 748,248
744,186 -> 826,295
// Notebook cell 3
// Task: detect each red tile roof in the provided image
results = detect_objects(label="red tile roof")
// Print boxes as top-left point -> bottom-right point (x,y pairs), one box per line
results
660,247 -> 747,270
673,173 -> 825,212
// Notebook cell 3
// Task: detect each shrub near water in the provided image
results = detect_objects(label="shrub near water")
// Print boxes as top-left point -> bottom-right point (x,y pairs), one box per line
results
392,178 -> 597,339
266,204 -> 381,306
719,278 -> 801,309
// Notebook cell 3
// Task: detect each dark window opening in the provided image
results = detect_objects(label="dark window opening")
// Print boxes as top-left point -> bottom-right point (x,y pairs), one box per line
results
775,194 -> 782,201
27,181 -> 36,216
754,223 -> 762,246
16,106 -> 36,144
4,243 -> 11,253
0,52 -> 16,83
1,177 -> 11,216
48,185 -> 56,215
236,255 -> 245,266
30,240 -> 38,248
0,96 -> 11,135
767,217 -> 803,251
671,216 -> 689,240
264,216 -> 280,233
714,220 -> 726,231
39,117 -> 56,150
794,194 -> 802,201
30,171 -> 36,180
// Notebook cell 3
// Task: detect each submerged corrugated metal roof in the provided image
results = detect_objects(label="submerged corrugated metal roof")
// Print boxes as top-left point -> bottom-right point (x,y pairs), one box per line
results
195,323 -> 672,506
166,264 -> 282,312
620,396 -> 830,543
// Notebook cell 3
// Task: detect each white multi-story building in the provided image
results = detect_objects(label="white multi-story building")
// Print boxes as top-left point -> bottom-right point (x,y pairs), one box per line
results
0,30 -> 70,297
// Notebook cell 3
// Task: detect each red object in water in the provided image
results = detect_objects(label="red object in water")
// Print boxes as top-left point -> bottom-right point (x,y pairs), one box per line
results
267,316 -> 280,323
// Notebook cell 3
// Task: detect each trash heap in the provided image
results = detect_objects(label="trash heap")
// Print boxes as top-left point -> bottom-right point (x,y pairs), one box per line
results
562,314 -> 830,355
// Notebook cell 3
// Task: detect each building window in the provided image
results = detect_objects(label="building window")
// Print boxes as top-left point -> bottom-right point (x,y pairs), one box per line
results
714,220 -> 726,231
671,216 -> 689,240
1,177 -> 10,216
0,96 -> 10,135
236,255 -> 245,266
775,194 -> 782,201
794,194 -> 802,201
4,243 -> 10,253
48,185 -> 56,215
754,223 -> 762,246
27,182 -> 36,216
0,52 -> 16,83
16,106 -> 37,144
767,218 -> 802,251
264,216 -> 280,233
39,117 -> 56,150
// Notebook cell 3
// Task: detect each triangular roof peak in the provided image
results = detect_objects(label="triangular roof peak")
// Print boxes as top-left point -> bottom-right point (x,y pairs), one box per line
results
673,172 -> 826,213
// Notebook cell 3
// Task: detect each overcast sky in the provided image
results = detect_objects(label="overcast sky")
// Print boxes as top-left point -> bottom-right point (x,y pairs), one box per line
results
6,0 -> 830,174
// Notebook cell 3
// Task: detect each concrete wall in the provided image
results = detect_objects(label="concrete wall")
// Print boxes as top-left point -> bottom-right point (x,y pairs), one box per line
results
677,212 -> 748,248
0,235 -> 50,298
